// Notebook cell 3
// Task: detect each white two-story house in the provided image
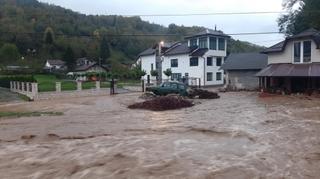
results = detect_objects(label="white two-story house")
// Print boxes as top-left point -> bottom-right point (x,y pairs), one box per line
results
137,29 -> 230,86
257,28 -> 320,93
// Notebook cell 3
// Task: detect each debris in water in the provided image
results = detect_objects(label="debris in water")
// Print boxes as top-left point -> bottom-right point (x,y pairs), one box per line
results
128,96 -> 194,111
188,89 -> 220,99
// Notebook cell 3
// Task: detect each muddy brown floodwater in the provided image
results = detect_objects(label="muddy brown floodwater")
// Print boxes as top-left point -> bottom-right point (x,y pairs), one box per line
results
0,92 -> 320,179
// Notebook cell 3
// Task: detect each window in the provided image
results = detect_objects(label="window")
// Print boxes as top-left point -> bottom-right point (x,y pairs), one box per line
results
218,38 -> 225,51
207,57 -> 213,66
199,37 -> 208,48
162,82 -> 170,87
190,57 -> 199,66
171,59 -> 178,67
303,41 -> 311,62
294,41 -> 312,63
207,72 -> 213,81
216,72 -> 222,81
294,42 -> 301,63
216,57 -> 222,67
171,73 -> 182,81
209,37 -> 217,50
151,63 -> 154,71
171,83 -> 178,89
179,84 -> 186,90
190,38 -> 198,47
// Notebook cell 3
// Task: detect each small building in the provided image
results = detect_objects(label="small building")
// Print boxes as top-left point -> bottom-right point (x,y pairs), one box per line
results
138,29 -> 230,86
257,28 -> 320,93
44,59 -> 67,72
68,58 -> 107,81
222,52 -> 267,90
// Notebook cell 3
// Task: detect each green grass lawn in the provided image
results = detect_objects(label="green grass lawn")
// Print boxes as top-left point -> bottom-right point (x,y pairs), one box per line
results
34,74 -> 112,92
0,111 -> 63,118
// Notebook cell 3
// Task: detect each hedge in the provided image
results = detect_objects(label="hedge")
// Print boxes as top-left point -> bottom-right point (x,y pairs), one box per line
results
0,75 -> 36,88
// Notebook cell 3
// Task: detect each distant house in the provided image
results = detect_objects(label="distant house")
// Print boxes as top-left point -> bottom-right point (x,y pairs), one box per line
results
68,58 -> 107,81
137,29 -> 230,86
74,58 -> 107,73
257,28 -> 320,93
44,59 -> 67,72
222,52 -> 268,90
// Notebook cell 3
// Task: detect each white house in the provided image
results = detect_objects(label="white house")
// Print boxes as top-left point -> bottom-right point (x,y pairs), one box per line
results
257,28 -> 320,93
44,59 -> 67,71
137,29 -> 230,86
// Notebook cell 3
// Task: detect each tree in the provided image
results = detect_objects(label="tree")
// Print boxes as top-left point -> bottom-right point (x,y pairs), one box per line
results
44,27 -> 55,44
278,0 -> 320,35
0,43 -> 20,64
163,68 -> 172,79
150,70 -> 158,77
100,37 -> 110,64
131,64 -> 146,79
63,46 -> 75,71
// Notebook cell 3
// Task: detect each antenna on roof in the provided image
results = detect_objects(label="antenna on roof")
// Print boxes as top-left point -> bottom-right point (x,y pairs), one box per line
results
215,25 -> 217,31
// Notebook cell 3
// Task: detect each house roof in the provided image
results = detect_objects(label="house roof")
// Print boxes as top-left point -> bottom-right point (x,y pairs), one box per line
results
164,42 -> 198,56
74,63 -> 108,72
185,29 -> 230,39
138,48 -> 156,57
76,57 -> 95,63
263,28 -> 320,54
190,48 -> 208,57
222,52 -> 268,70
47,59 -> 65,66
256,63 -> 320,77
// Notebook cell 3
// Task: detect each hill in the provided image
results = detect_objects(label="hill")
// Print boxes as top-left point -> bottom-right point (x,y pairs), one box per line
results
0,0 -> 265,71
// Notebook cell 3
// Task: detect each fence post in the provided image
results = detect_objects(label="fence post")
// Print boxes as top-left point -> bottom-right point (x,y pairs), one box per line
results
9,81 -> 13,91
26,82 -> 31,94
96,81 -> 101,90
31,83 -> 38,100
56,82 -> 61,92
141,79 -> 145,92
77,81 -> 82,91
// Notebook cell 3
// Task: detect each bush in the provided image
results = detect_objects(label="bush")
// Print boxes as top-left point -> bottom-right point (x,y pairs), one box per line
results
0,75 -> 36,88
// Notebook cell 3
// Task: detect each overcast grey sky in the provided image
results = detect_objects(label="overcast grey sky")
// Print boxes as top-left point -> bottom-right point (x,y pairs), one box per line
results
39,0 -> 285,47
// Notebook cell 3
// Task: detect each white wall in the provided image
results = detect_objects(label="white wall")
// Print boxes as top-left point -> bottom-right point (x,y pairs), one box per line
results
268,39 -> 320,64
203,55 -> 224,86
140,54 -> 156,80
162,54 -> 205,85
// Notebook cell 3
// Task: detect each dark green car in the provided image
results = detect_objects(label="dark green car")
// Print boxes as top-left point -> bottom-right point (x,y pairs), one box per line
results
146,82 -> 189,96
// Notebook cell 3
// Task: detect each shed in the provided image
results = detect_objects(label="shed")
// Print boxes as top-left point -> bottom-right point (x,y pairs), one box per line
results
222,52 -> 268,90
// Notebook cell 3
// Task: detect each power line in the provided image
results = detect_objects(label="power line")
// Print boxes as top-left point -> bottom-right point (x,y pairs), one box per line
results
0,31 -> 284,38
122,11 -> 289,17
3,10 -> 320,18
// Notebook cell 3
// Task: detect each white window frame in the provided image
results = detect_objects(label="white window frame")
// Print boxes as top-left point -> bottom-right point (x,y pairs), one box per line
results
292,40 -> 312,64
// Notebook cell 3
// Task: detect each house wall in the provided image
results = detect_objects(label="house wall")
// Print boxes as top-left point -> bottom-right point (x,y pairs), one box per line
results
140,54 -> 156,81
203,55 -> 224,86
226,70 -> 260,90
268,39 -> 320,64
162,54 -> 205,85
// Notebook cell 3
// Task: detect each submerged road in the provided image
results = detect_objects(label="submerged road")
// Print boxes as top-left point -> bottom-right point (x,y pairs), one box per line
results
0,92 -> 319,178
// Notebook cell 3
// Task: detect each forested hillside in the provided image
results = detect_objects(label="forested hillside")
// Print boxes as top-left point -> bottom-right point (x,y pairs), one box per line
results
0,0 -> 264,71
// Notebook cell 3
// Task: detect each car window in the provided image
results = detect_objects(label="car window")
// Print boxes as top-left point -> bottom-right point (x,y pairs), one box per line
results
171,83 -> 178,89
162,83 -> 170,87
179,85 -> 185,90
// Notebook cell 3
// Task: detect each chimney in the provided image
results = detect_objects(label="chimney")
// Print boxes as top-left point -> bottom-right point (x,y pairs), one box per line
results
215,25 -> 217,31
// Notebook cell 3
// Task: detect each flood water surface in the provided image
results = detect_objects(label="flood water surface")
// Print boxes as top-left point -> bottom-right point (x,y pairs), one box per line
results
0,92 -> 320,178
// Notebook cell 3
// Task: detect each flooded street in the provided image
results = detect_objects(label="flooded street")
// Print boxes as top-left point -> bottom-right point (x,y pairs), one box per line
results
0,92 -> 320,178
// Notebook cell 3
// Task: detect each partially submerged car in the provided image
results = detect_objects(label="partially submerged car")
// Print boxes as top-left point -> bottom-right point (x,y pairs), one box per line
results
146,82 -> 189,96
